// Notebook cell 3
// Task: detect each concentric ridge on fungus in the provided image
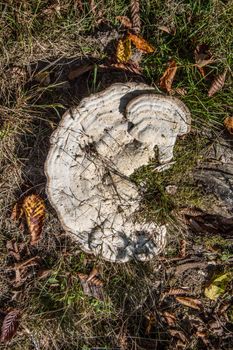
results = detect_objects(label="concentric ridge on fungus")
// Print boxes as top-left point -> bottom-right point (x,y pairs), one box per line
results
45,83 -> 191,262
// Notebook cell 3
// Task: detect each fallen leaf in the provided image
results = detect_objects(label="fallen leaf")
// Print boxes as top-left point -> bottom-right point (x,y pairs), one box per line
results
169,329 -> 187,343
34,71 -> 51,86
8,256 -> 40,286
11,202 -> 23,221
22,194 -> 45,245
116,16 -> 132,29
78,272 -> 104,300
6,241 -> 28,261
179,239 -> 187,258
109,61 -> 142,75
204,272 -> 232,300
145,313 -> 156,335
175,296 -> 202,310
194,44 -> 213,68
68,64 -> 94,80
163,287 -> 190,297
43,2 -> 61,16
158,25 -> 176,35
159,60 -> 178,93
37,269 -> 52,280
174,87 -> 187,96
116,37 -> 132,63
0,310 -> 21,343
163,311 -> 176,326
208,70 -> 227,97
224,116 -> 233,135
128,33 -> 155,53
130,0 -> 141,34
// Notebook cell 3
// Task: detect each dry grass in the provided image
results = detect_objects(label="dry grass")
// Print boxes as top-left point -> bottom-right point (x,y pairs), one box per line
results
0,1 -> 233,349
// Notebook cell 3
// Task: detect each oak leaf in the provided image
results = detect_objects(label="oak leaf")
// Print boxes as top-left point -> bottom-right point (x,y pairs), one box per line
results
159,60 -> 178,93
128,33 -> 155,53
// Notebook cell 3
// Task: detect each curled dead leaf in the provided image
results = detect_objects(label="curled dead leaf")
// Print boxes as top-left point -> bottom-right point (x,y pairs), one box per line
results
175,296 -> 202,310
224,116 -> 233,135
127,33 -> 155,53
208,70 -> 227,97
159,60 -> 178,93
116,37 -> 132,63
169,329 -> 187,343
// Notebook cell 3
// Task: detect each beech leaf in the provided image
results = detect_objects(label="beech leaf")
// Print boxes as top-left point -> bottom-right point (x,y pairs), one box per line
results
0,310 -> 21,343
22,194 -> 45,245
159,60 -> 178,93
175,296 -> 202,310
127,33 -> 155,53
224,116 -> 233,135
204,273 -> 232,300
116,37 -> 132,63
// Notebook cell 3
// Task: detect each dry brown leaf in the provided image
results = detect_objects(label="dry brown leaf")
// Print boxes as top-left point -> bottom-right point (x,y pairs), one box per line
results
145,313 -> 156,335
174,87 -> 187,96
175,296 -> 202,310
194,44 -> 213,68
158,25 -> 176,35
37,269 -> 52,280
22,194 -> 45,245
116,37 -> 132,63
128,33 -> 155,53
130,0 -> 141,34
116,16 -> 132,29
179,239 -> 187,258
159,60 -> 178,93
169,329 -> 187,344
68,64 -> 94,80
163,288 -> 190,297
78,272 -> 104,300
163,311 -> 176,326
224,116 -> 233,135
6,241 -> 28,262
0,310 -> 21,343
9,256 -> 40,286
34,71 -> 51,86
11,202 -> 24,221
109,61 -> 142,75
43,2 -> 61,16
208,70 -> 227,97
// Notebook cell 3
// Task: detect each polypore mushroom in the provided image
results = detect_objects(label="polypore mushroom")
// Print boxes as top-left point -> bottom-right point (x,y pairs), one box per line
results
45,82 -> 191,262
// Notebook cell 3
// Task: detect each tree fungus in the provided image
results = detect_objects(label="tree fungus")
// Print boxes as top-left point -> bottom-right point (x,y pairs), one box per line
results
45,83 -> 191,262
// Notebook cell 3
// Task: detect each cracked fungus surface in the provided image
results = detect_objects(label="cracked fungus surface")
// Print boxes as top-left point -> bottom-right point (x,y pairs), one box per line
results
45,83 -> 191,262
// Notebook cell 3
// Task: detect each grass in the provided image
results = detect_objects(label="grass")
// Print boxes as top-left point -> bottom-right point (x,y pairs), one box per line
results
0,0 -> 233,349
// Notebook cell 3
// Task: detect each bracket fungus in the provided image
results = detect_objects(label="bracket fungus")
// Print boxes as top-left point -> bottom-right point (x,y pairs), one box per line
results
45,83 -> 191,262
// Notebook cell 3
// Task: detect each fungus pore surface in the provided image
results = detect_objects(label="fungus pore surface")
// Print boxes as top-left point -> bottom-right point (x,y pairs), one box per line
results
45,83 -> 191,262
